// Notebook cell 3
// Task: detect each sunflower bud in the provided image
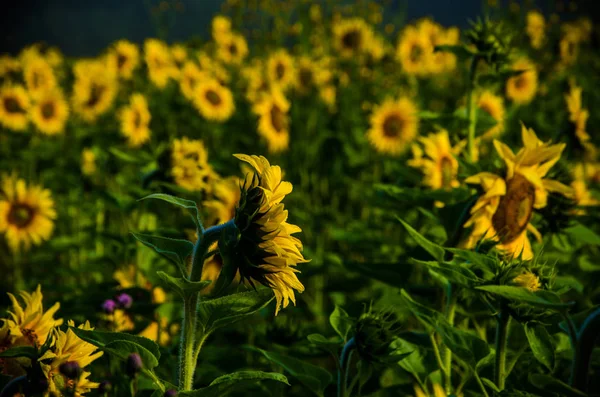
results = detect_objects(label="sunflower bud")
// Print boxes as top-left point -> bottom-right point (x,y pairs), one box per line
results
511,271 -> 541,291
465,18 -> 513,66
354,309 -> 399,363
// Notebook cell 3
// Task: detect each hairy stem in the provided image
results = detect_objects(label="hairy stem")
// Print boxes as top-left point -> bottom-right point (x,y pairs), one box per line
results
494,307 -> 510,390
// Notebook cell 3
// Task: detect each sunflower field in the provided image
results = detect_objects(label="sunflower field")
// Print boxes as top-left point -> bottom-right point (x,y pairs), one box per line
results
1,0 -> 600,396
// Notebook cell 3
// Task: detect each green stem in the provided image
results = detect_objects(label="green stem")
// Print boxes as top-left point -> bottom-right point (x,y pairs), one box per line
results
430,333 -> 446,378
473,371 -> 490,397
443,288 -> 458,394
338,337 -> 356,397
494,307 -> 510,391
178,219 -> 234,391
466,56 -> 479,163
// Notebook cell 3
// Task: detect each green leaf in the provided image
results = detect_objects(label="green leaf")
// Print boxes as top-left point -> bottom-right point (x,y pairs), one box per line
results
69,327 -> 160,367
109,147 -> 145,163
528,374 -> 587,397
132,233 -> 194,277
397,218 -> 445,262
139,193 -> 203,231
104,340 -> 159,369
0,346 -> 37,359
246,347 -> 332,397
307,333 -> 343,355
156,271 -> 211,299
524,324 -> 555,371
481,378 -> 500,393
401,290 -> 443,333
436,322 -> 490,368
197,289 -> 274,333
409,259 -> 480,288
330,305 -> 353,341
475,285 -> 574,309
179,371 -> 290,397
565,223 -> 600,246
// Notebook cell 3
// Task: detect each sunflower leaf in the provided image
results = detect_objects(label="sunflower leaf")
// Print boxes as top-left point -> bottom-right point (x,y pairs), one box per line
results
139,193 -> 203,231
156,271 -> 211,299
179,371 -> 289,397
475,285 -> 574,309
132,233 -> 193,277
397,217 -> 445,262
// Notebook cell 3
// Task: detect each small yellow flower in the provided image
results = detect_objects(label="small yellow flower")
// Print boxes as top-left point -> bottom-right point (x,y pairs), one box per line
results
506,57 -> 538,105
0,84 -> 30,131
110,40 -> 140,79
193,78 -> 235,122
0,175 -> 57,252
266,49 -> 296,91
119,93 -> 151,147
332,17 -> 375,59
253,88 -> 290,153
171,44 -> 188,69
144,39 -> 179,88
23,56 -> 57,100
396,25 -> 433,76
71,58 -> 118,123
512,271 -> 541,291
216,32 -> 249,65
526,11 -> 546,49
367,97 -> 419,156
30,89 -> 69,136
171,137 -> 217,192
179,61 -> 209,101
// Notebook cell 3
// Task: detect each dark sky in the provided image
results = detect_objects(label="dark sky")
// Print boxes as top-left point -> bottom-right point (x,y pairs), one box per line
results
2,0 -> 593,57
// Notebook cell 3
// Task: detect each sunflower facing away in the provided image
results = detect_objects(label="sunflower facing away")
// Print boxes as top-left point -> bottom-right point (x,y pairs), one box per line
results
193,78 -> 235,122
408,129 -> 461,191
171,137 -> 217,192
462,124 -> 574,259
229,154 -> 308,315
39,320 -> 103,396
505,57 -> 538,105
266,50 -> 296,91
0,175 -> 56,252
253,88 -> 290,153
367,97 -> 419,155
332,17 -> 375,59
110,40 -> 140,79
30,88 -> 69,135
0,84 -> 30,131
120,93 -> 151,147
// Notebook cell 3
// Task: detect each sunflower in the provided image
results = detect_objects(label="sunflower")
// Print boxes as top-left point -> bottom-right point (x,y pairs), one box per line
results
45,48 -> 63,68
428,25 -> 460,74
71,59 -> 118,123
119,93 -> 151,147
505,57 -> 537,105
179,61 -> 208,101
319,85 -> 337,111
396,25 -> 433,76
332,17 -> 374,59
193,78 -> 235,122
110,40 -> 140,79
202,176 -> 242,227
0,55 -> 20,78
228,154 -> 308,315
39,320 -> 103,396
512,271 -> 541,291
81,149 -> 96,176
23,56 -> 57,100
408,129 -> 461,191
571,180 -> 599,213
565,82 -> 591,146
171,138 -> 217,192
295,56 -> 331,96
243,61 -> 270,103
171,44 -> 188,70
367,97 -> 419,156
138,316 -> 171,346
0,175 -> 56,252
144,39 -> 178,88
0,84 -> 30,131
212,15 -> 232,38
253,88 -> 290,153
216,32 -> 249,65
266,50 -> 296,91
197,52 -> 231,85
3,285 -> 62,348
30,89 -> 69,136
462,124 -> 573,259
526,11 -> 545,49
477,90 -> 505,139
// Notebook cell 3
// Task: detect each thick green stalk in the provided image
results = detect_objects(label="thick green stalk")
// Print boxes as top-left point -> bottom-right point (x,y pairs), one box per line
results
494,308 -> 510,390
466,56 -> 479,163
178,219 -> 235,391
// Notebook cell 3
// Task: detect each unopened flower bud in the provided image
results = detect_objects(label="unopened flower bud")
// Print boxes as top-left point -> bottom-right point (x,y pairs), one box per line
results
126,353 -> 143,377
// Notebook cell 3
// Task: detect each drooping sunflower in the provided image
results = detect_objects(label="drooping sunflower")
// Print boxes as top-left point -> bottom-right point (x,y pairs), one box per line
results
3,285 -> 62,348
253,88 -> 290,153
526,11 -> 545,49
192,78 -> 235,122
396,25 -> 433,76
228,154 -> 308,315
171,137 -> 218,192
505,57 -> 538,105
119,93 -> 151,147
367,97 -> 419,156
216,32 -> 249,65
462,124 -> 574,259
39,321 -> 103,396
23,56 -> 57,100
30,89 -> 69,136
110,40 -> 140,79
408,129 -> 461,191
71,59 -> 118,123
266,50 -> 296,91
0,84 -> 30,131
0,175 -> 56,252
332,17 -> 374,59
477,90 -> 505,140
144,39 -> 178,88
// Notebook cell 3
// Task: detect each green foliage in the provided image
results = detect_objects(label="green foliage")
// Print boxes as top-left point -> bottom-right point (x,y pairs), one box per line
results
179,371 -> 290,397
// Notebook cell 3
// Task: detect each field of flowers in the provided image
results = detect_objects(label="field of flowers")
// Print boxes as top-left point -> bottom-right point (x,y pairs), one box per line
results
0,0 -> 599,396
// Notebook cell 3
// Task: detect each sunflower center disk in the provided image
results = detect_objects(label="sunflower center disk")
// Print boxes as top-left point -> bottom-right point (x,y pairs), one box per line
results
87,84 -> 106,107
382,115 -> 404,138
4,97 -> 24,114
229,44 -> 238,55
275,63 -> 285,80
41,101 -> 55,119
270,105 -> 286,133
205,90 -> 222,106
7,203 -> 35,228
409,45 -> 423,62
342,30 -> 361,49
491,173 -> 536,244
133,110 -> 142,128
299,69 -> 313,88
117,53 -> 127,69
